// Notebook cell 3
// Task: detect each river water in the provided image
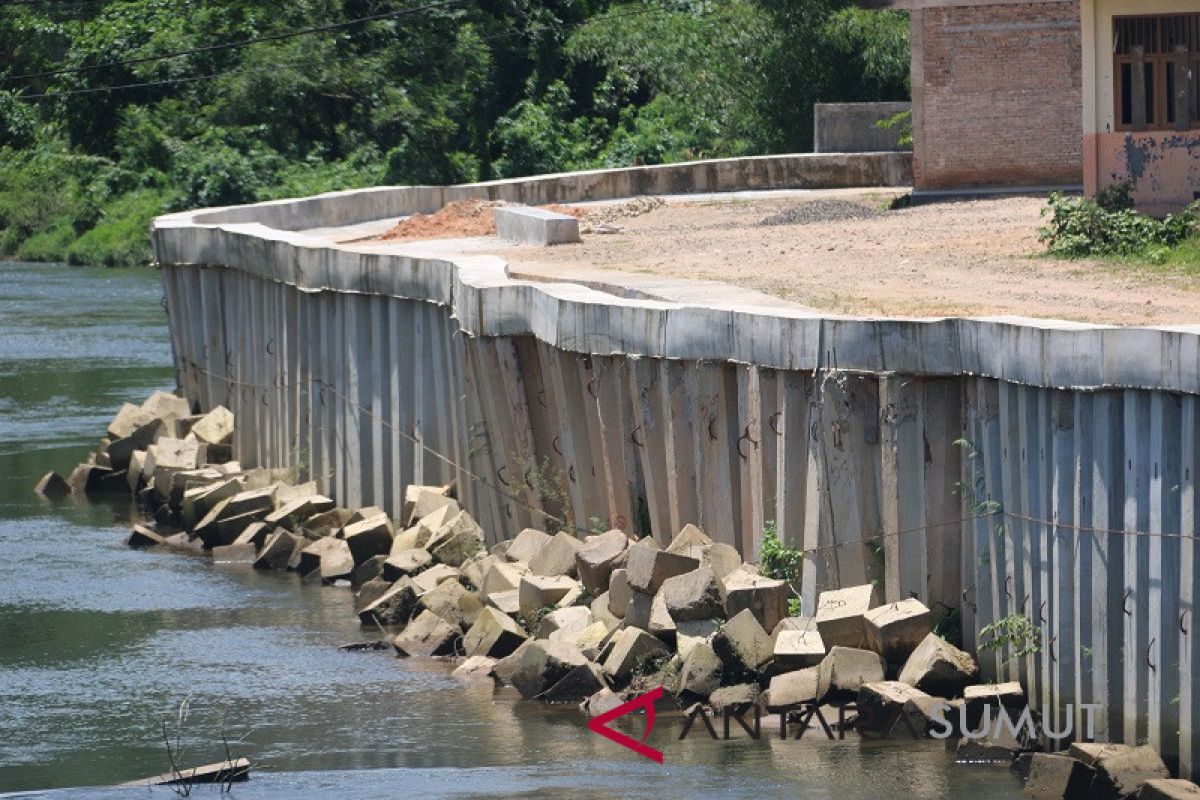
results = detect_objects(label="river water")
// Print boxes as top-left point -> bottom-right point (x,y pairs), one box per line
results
0,261 -> 1023,798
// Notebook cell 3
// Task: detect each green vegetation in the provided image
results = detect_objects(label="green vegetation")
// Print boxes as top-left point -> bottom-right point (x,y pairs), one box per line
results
758,519 -> 804,617
0,0 -> 909,266
1039,184 -> 1200,267
978,613 -> 1041,667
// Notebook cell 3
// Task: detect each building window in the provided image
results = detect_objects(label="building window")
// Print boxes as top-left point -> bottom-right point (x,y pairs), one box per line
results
1114,13 -> 1200,132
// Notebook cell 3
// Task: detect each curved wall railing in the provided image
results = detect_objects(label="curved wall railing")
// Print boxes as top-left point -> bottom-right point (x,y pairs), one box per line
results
153,151 -> 1200,776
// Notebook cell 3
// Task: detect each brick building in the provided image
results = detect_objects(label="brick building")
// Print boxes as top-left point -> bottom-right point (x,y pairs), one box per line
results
869,0 -> 1200,213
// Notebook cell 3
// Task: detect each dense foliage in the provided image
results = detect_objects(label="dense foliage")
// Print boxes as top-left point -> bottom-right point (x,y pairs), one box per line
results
1039,186 -> 1200,262
0,0 -> 909,266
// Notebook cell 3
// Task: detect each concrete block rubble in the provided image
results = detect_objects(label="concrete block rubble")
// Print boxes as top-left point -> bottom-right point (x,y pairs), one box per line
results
34,389 -> 1200,799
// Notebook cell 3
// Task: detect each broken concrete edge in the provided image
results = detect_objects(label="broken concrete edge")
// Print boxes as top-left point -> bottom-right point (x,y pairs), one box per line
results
152,154 -> 1200,396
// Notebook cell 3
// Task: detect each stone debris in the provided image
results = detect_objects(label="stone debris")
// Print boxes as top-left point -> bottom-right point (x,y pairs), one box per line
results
67,389 -> 1181,784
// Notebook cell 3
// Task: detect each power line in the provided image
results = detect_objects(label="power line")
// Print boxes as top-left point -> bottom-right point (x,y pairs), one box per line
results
13,4 -> 694,100
0,0 -> 466,84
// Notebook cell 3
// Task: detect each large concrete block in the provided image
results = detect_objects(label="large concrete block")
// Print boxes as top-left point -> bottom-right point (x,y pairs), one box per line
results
677,641 -> 722,700
254,529 -> 302,571
1138,780 -> 1200,799
512,640 -> 588,699
528,531 -> 583,577
773,617 -> 825,671
264,495 -> 335,530
383,548 -> 433,581
411,504 -> 459,549
855,681 -> 930,734
518,574 -> 579,619
358,577 -> 419,627
815,584 -> 877,650
419,579 -> 484,630
817,646 -> 886,705
608,568 -> 632,617
463,605 -> 528,658
660,567 -> 724,622
108,402 -> 155,440
493,205 -> 581,246
601,627 -> 669,682
765,668 -> 820,711
536,606 -> 592,640
341,513 -> 395,564
864,598 -> 932,665
625,541 -> 699,594
403,484 -> 457,526
190,406 -> 234,445
574,529 -> 630,594
481,561 -> 527,595
542,662 -> 606,704
141,390 -> 192,426
505,528 -> 552,564
721,567 -> 789,633
394,609 -> 460,657
1069,743 -> 1170,800
412,563 -> 462,594
712,609 -> 774,677
426,511 -> 485,567
897,633 -> 978,698
1024,753 -> 1095,800
298,537 -> 355,582
666,523 -> 713,553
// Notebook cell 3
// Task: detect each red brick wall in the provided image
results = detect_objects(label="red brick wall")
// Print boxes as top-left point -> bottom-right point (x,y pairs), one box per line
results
912,1 -> 1083,190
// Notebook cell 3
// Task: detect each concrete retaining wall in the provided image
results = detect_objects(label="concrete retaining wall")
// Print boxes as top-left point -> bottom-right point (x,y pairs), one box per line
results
814,102 -> 912,153
154,155 -> 1200,776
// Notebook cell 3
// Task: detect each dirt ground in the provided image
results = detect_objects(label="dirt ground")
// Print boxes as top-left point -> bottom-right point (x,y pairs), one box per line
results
485,191 -> 1200,326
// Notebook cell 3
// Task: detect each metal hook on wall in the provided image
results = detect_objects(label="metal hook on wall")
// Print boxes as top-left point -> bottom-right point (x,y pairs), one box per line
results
768,411 -> 783,436
630,425 -> 645,447
586,375 -> 598,400
497,465 -> 512,487
552,436 -> 563,456
1123,589 -> 1133,617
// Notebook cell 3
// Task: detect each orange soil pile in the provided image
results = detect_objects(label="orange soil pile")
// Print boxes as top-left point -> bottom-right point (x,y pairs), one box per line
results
375,199 -> 598,242
377,199 -> 501,241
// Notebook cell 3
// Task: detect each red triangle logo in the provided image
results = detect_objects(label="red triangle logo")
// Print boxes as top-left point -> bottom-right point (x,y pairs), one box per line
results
587,686 -> 664,763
